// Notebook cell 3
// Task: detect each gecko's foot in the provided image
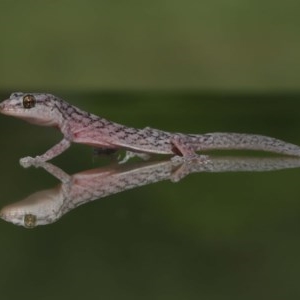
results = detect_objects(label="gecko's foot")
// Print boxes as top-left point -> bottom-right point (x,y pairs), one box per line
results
19,156 -> 43,168
20,156 -> 35,168
170,155 -> 211,182
119,151 -> 151,164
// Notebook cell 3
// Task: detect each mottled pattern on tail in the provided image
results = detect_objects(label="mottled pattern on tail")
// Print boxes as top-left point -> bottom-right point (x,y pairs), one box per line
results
188,133 -> 300,156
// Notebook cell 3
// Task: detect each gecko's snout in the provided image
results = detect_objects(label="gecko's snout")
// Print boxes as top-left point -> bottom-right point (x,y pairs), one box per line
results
0,100 -> 9,114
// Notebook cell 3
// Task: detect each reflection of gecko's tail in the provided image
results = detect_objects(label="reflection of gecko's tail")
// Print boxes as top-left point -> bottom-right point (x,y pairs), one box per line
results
189,132 -> 300,157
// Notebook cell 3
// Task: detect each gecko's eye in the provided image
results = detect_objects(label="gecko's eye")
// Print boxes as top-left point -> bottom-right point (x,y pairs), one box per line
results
24,214 -> 37,228
23,95 -> 36,109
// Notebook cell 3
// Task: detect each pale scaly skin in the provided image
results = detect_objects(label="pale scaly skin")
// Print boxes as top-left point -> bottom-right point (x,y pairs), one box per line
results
1,92 -> 300,167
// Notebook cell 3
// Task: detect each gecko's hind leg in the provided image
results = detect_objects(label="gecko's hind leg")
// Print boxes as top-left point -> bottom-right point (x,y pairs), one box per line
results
119,151 -> 151,164
170,134 -> 209,163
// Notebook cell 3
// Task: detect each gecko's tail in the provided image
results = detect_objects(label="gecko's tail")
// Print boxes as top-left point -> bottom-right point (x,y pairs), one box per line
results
189,132 -> 300,157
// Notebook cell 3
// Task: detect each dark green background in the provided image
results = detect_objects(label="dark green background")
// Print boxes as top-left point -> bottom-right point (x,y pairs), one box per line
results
1,1 -> 300,299
0,0 -> 299,91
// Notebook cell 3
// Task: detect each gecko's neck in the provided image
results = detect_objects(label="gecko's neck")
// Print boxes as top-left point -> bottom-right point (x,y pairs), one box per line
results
54,98 -> 101,134
54,98 -> 88,120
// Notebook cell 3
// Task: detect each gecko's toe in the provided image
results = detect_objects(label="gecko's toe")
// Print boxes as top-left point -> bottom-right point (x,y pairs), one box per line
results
19,156 -> 35,168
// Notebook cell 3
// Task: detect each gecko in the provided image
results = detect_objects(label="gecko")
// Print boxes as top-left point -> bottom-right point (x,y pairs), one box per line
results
1,92 -> 300,167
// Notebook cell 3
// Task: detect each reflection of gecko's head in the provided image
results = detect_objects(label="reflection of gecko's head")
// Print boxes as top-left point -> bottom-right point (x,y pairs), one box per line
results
0,186 -> 63,228
0,92 -> 62,127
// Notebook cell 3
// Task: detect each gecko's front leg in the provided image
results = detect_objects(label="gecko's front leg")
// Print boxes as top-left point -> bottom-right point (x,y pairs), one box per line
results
20,138 -> 71,168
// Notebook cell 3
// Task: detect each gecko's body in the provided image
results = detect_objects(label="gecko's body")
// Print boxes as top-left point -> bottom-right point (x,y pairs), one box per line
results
1,92 -> 300,166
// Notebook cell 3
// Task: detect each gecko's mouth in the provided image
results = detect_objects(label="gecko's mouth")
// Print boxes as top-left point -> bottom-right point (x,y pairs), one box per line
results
0,105 -> 33,119
0,102 -> 57,126
0,107 -> 19,115
0,100 -> 22,115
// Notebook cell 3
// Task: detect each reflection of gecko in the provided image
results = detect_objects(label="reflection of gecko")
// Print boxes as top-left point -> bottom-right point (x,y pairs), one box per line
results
1,92 -> 300,167
2,157 -> 300,227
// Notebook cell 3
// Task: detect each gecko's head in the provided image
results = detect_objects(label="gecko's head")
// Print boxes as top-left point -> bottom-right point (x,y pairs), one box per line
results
0,92 -> 61,126
0,186 -> 63,228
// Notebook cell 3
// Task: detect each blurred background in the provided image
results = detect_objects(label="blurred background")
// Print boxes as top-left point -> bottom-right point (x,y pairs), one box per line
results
0,0 -> 299,92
